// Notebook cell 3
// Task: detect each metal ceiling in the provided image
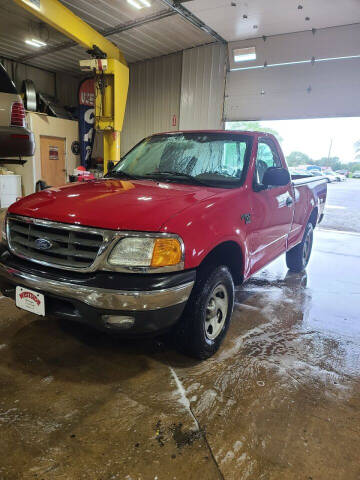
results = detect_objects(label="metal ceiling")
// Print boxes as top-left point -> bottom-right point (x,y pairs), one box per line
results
186,0 -> 360,42
0,0 -> 217,74
1,0 -> 359,75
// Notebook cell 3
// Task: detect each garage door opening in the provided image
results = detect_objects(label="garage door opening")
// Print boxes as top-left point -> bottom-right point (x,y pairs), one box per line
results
227,117 -> 360,234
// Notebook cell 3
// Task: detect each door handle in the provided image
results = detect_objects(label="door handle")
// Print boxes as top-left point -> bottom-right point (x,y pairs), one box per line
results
286,196 -> 294,207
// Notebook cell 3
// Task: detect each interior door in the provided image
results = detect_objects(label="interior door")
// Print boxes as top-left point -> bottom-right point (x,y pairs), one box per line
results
40,136 -> 66,187
248,138 -> 293,274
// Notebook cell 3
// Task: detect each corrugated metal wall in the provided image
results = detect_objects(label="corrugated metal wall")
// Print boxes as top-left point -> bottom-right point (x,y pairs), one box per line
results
121,52 -> 182,155
180,43 -> 227,130
120,44 -> 227,156
1,58 -> 55,96
1,58 -> 79,106
55,71 -> 79,106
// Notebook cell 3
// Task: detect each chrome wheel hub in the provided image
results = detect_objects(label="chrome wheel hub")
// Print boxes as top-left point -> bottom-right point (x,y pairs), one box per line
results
205,284 -> 228,340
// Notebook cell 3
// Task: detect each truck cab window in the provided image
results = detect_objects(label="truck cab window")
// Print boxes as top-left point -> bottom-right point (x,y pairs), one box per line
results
223,142 -> 246,177
255,140 -> 281,185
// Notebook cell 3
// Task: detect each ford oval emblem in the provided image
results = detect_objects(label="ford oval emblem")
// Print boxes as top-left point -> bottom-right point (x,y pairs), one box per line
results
34,238 -> 53,250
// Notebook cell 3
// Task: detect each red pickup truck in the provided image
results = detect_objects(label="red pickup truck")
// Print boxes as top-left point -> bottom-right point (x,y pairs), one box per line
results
0,131 -> 327,358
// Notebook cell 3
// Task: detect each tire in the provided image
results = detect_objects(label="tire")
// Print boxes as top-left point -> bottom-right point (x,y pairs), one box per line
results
286,222 -> 314,273
175,265 -> 234,359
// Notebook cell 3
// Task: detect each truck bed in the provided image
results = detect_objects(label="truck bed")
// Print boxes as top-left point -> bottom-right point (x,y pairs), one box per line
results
291,174 -> 327,186
291,175 -> 327,232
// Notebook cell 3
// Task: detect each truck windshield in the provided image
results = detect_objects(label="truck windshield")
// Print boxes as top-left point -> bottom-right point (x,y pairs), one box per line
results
110,133 -> 252,187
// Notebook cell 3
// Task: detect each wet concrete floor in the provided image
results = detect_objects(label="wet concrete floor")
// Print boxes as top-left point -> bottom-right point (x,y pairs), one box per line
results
0,228 -> 359,480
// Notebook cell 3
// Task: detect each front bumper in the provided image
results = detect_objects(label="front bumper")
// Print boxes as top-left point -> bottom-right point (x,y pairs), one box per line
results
0,251 -> 195,335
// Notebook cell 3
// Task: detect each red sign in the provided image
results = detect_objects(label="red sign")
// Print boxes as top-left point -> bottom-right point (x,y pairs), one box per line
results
78,78 -> 95,107
19,291 -> 41,306
172,114 -> 177,127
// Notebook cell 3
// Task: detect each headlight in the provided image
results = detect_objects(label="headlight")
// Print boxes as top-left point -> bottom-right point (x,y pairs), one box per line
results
108,236 -> 183,269
0,210 -> 7,244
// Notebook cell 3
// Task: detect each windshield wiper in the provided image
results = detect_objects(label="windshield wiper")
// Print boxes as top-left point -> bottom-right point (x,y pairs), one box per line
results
107,170 -> 141,180
144,171 -> 209,186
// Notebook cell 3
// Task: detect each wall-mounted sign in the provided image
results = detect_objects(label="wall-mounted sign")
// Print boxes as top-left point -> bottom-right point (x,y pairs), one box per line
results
172,114 -> 177,127
49,146 -> 59,160
78,78 -> 95,168
71,140 -> 81,155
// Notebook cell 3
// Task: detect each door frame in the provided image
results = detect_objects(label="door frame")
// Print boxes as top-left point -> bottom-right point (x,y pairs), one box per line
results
40,135 -> 67,186
247,136 -> 294,273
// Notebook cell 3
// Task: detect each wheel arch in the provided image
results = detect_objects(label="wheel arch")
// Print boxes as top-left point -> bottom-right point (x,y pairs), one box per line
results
308,207 -> 319,229
197,240 -> 244,286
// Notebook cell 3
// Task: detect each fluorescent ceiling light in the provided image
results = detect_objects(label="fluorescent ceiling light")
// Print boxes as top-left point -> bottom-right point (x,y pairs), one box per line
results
32,38 -> 47,46
25,39 -> 42,47
127,0 -> 142,9
25,38 -> 47,47
127,0 -> 151,9
233,47 -> 256,63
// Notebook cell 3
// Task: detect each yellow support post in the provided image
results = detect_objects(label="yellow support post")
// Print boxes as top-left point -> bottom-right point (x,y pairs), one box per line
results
103,131 -> 120,174
95,59 -> 129,132
95,59 -> 129,172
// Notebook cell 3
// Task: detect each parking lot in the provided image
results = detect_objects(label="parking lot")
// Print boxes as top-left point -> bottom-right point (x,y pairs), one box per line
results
321,179 -> 360,233
0,180 -> 358,480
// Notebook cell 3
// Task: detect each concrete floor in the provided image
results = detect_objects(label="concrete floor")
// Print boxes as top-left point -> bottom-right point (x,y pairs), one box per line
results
1,188 -> 360,479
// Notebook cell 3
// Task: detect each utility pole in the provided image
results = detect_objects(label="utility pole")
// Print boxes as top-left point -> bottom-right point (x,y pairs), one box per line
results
327,137 -> 333,161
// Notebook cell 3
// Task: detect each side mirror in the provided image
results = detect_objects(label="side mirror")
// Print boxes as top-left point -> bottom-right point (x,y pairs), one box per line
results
262,167 -> 290,188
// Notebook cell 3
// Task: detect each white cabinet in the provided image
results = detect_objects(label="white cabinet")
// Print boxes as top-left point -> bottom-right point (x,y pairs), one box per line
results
0,175 -> 22,208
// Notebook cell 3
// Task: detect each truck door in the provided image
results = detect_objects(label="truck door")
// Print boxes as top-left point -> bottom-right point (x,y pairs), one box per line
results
248,137 -> 294,274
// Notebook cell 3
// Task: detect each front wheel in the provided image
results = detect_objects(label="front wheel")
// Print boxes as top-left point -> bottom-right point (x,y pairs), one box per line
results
175,265 -> 234,359
286,222 -> 314,272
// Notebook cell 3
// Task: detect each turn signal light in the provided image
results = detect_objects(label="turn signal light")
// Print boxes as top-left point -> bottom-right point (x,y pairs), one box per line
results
151,238 -> 182,267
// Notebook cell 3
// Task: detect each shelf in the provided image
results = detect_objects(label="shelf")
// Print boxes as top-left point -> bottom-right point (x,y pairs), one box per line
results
0,159 -> 27,166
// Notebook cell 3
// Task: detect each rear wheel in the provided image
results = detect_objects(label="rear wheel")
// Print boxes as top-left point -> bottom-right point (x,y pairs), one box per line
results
286,222 -> 313,272
175,265 -> 234,359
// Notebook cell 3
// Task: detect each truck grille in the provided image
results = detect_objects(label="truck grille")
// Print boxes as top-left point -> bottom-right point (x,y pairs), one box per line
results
7,216 -> 104,270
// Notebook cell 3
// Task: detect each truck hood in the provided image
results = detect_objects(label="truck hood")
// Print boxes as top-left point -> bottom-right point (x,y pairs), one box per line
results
9,179 -> 220,231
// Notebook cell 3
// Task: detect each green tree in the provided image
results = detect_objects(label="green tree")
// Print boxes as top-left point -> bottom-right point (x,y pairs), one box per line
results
313,157 -> 342,171
227,121 -> 283,143
286,151 -> 312,167
347,162 -> 360,173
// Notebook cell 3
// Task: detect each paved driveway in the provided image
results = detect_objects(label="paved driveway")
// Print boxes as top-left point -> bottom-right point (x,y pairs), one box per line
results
321,178 -> 360,233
